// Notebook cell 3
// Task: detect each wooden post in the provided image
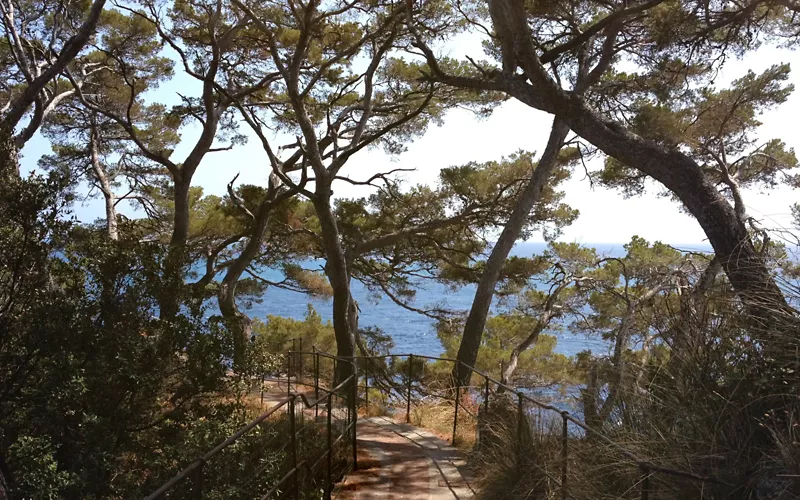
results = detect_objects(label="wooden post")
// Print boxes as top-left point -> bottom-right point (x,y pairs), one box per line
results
314,350 -> 320,419
484,376 -> 490,415
298,338 -> 303,379
287,349 -> 292,399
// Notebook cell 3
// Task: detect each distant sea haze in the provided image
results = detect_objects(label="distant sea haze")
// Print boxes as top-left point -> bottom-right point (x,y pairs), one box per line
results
243,241 -> 713,358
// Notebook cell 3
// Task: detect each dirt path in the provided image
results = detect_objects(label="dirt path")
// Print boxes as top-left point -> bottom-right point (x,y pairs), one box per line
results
258,380 -> 476,499
338,416 -> 475,500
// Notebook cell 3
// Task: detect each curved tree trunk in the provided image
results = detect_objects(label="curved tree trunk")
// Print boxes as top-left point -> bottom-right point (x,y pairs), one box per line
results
487,0 -> 791,324
218,210 -> 271,368
453,118 -> 569,386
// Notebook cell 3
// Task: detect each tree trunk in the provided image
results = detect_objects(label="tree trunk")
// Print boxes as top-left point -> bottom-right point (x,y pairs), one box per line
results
89,125 -> 118,240
102,191 -> 118,241
582,362 -> 602,430
218,203 -> 273,368
158,179 -> 191,320
1,0 -> 107,131
500,341 -> 529,387
559,98 -> 787,314
454,118 -> 569,386
314,196 -> 356,383
171,179 -> 191,247
481,0 -> 795,356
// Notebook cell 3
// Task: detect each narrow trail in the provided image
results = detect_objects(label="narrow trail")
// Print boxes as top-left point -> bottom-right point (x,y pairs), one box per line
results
339,416 -> 475,500
259,382 -> 476,500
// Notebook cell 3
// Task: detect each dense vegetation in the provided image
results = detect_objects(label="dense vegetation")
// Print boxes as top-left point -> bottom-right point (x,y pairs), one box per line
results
1,0 -> 799,498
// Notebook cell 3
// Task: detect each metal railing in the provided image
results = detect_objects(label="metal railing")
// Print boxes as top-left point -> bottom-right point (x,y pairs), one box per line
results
150,344 -> 727,500
287,349 -> 728,500
146,353 -> 357,500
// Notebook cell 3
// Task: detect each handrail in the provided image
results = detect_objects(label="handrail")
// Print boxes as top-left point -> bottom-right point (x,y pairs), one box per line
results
145,397 -> 292,500
296,350 -> 356,366
147,368 -> 359,500
454,360 -> 729,485
294,349 -> 728,487
151,346 -> 730,500
294,374 -> 354,409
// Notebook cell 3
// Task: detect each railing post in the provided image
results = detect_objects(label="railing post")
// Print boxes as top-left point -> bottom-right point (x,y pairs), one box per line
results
325,393 -> 333,500
406,354 -> 413,423
640,466 -> 650,500
298,337 -> 303,379
452,380 -> 460,445
260,372 -> 265,408
516,392 -> 524,464
314,350 -> 320,419
364,358 -> 369,411
480,375 -> 490,448
289,396 -> 298,500
484,376 -> 490,415
192,460 -> 204,500
561,411 -> 569,500
287,352 -> 292,399
351,373 -> 358,471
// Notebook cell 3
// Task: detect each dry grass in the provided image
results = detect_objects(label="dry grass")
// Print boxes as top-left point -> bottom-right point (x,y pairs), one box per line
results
407,396 -> 479,452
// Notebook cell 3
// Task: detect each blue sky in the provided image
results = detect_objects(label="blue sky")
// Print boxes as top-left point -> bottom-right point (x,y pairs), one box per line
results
18,34 -> 800,246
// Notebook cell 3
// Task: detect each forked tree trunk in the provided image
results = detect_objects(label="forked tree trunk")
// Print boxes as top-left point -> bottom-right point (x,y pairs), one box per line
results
487,0 -> 795,345
218,209 -> 272,368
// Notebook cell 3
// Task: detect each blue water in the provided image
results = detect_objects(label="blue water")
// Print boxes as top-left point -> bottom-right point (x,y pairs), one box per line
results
243,242 -> 706,358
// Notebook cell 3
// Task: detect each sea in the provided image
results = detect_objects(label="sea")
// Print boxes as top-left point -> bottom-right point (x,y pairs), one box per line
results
242,241 -> 713,359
